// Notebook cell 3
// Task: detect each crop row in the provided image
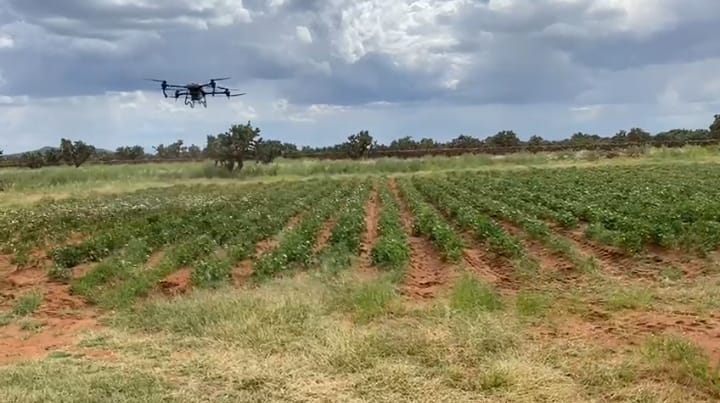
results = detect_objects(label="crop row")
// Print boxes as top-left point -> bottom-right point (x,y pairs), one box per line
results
409,177 -> 525,260
425,164 -> 720,255
319,179 -> 373,269
70,179 -> 339,307
371,179 -> 410,272
439,174 -> 597,272
252,180 -> 358,279
394,177 -> 463,262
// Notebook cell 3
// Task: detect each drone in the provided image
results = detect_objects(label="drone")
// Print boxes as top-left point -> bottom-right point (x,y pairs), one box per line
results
145,77 -> 246,108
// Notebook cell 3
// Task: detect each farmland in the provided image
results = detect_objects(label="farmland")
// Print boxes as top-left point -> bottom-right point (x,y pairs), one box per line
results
2,154 -> 720,401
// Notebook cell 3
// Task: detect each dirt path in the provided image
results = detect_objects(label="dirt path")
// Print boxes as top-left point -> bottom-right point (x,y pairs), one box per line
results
0,256 -> 101,365
358,188 -> 380,275
387,179 -> 453,300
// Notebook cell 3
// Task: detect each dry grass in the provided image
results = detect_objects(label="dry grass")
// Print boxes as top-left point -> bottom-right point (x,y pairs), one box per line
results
1,266 -> 719,402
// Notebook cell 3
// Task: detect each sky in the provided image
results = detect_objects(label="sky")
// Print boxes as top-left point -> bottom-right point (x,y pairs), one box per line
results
0,0 -> 719,154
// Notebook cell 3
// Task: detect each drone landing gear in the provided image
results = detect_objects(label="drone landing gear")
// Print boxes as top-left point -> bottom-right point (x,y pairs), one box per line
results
183,97 -> 207,108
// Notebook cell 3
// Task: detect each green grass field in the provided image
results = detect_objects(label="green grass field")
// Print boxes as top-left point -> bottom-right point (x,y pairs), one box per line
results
2,147 -> 720,401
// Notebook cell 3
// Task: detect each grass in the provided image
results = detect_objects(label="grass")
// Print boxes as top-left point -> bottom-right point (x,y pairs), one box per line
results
4,266 -> 720,401
4,144 -> 720,207
3,146 -> 720,400
11,290 -> 43,317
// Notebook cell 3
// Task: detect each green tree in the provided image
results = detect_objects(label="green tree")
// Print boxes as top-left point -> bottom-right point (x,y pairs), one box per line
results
21,152 -> 45,169
389,136 -> 418,150
187,144 -> 202,159
448,134 -> 482,148
166,140 -> 186,158
486,130 -> 521,148
115,145 -> 145,160
418,138 -> 436,150
345,130 -> 374,159
43,148 -> 63,166
205,121 -> 262,171
528,135 -> 546,148
710,114 -> 720,139
60,138 -> 96,167
612,130 -> 628,142
255,139 -> 283,164
626,127 -> 652,143
568,132 -> 602,146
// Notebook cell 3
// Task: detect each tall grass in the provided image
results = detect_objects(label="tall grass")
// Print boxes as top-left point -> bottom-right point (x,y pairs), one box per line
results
2,145 -> 720,192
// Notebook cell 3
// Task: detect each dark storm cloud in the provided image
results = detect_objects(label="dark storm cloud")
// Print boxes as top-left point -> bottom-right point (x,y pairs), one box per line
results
0,0 -> 719,107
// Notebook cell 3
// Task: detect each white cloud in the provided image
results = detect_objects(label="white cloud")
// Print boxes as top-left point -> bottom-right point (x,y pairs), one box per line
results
295,25 -> 312,43
0,34 -> 14,49
324,0 -> 472,86
0,0 -> 719,153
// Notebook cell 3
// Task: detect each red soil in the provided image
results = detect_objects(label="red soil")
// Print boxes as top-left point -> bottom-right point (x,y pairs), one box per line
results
313,217 -> 337,254
461,235 -> 518,290
499,222 -> 577,281
358,188 -> 380,275
231,213 -> 304,287
157,267 -> 193,296
388,179 -> 454,300
0,255 -> 100,365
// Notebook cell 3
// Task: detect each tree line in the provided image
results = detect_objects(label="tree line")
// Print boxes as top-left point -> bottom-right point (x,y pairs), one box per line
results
2,114 -> 720,170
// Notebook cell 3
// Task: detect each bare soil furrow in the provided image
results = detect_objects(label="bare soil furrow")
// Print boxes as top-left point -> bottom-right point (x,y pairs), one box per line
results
157,267 -> 192,296
388,179 -> 452,300
561,225 -> 662,280
358,188 -> 380,274
313,217 -> 338,254
231,212 -> 303,287
498,221 -> 577,282
458,231 -> 517,289
0,257 -> 101,365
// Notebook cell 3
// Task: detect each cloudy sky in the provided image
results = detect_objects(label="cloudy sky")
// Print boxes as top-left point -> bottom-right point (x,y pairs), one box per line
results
0,0 -> 719,153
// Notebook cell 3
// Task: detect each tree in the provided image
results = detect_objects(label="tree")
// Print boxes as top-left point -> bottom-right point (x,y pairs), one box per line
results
528,135 -> 546,148
448,134 -> 482,148
115,145 -> 145,160
626,127 -> 652,144
389,136 -> 418,150
345,130 -> 374,159
166,140 -> 186,158
486,130 -> 520,148
710,114 -> 720,139
60,138 -> 96,167
205,121 -> 262,171
153,144 -> 167,158
43,148 -> 63,166
568,132 -> 602,146
255,139 -> 283,164
418,138 -> 436,150
612,130 -> 628,143
20,152 -> 45,169
187,144 -> 203,159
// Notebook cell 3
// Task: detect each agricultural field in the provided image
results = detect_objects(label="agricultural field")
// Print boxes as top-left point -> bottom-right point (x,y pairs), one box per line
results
2,158 -> 720,401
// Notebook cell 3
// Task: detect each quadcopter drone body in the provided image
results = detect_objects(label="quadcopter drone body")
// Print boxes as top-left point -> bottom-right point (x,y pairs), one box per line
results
146,77 -> 246,108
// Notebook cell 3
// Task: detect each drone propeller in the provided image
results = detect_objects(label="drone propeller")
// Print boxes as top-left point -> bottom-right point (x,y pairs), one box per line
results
227,93 -> 246,98
207,77 -> 231,91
